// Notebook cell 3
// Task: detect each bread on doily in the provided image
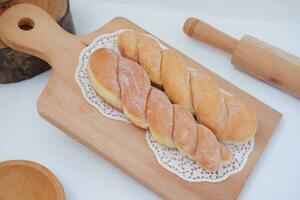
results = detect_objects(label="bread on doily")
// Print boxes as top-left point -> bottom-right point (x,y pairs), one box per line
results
118,31 -> 258,144
88,48 -> 232,170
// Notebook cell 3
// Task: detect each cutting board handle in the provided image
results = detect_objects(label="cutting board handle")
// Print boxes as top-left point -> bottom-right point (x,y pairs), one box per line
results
0,3 -> 81,68
183,17 -> 239,54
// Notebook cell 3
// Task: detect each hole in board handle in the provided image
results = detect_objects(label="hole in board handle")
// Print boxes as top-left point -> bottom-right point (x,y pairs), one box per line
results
18,17 -> 34,31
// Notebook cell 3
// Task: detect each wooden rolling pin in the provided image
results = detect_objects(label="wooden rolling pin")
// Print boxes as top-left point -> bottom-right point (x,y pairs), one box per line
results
183,17 -> 300,98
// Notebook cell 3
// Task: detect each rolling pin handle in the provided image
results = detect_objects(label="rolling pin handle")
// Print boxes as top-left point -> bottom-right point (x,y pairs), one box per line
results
183,17 -> 239,54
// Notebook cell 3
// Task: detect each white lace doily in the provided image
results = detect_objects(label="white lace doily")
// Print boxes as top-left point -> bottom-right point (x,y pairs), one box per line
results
75,29 -> 255,183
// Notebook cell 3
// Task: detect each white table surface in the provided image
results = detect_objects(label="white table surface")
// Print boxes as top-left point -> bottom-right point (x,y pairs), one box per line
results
1,0 -> 300,199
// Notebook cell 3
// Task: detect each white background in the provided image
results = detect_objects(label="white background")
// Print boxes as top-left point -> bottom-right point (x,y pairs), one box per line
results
1,0 -> 300,199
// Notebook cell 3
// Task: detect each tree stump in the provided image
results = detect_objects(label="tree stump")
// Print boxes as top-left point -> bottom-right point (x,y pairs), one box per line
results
0,0 -> 75,83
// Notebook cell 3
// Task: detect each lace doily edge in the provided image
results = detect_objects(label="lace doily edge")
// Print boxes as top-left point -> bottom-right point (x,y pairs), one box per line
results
146,131 -> 255,183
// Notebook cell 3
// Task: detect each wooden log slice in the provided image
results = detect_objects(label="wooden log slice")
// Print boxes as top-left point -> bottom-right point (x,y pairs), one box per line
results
0,0 -> 75,83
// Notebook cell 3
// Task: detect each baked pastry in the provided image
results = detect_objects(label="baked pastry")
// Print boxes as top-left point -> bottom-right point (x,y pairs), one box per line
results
118,31 -> 258,144
147,88 -> 174,147
87,48 -> 122,109
118,57 -> 150,128
88,48 -> 232,170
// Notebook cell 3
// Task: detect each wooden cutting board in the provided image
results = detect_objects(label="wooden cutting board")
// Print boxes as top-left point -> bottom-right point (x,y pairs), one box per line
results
0,4 -> 282,200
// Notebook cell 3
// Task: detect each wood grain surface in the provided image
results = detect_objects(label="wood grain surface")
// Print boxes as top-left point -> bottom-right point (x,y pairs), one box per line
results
0,160 -> 65,200
232,35 -> 300,98
0,4 -> 282,200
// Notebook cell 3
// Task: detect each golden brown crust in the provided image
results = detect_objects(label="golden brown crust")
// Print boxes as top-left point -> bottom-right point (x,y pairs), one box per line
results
190,71 -> 227,136
89,48 -> 233,171
172,105 -> 197,159
118,57 -> 150,128
161,50 -> 194,112
135,32 -> 162,85
191,71 -> 257,144
88,48 -> 122,109
221,94 -> 258,143
118,31 -> 258,144
117,31 -> 139,63
194,125 -> 222,171
147,88 -> 175,147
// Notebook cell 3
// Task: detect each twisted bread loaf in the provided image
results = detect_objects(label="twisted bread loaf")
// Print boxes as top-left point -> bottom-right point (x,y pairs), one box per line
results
88,48 -> 232,170
118,31 -> 258,144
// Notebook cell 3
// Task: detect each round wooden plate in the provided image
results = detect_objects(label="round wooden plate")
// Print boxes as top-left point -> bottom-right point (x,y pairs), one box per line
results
0,160 -> 65,200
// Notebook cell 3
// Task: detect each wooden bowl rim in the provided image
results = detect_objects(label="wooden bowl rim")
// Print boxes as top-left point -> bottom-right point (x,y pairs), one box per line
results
0,160 -> 65,200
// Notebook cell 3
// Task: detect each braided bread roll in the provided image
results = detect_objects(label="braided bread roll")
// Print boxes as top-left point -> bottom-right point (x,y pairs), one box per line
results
118,31 -> 258,144
88,48 -> 232,170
